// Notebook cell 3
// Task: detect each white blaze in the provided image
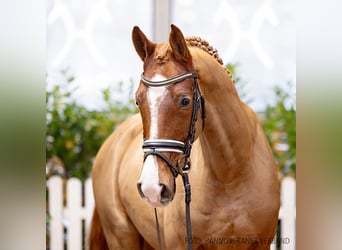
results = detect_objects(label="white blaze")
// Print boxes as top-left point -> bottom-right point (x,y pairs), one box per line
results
138,74 -> 168,206
147,74 -> 168,139
138,155 -> 162,206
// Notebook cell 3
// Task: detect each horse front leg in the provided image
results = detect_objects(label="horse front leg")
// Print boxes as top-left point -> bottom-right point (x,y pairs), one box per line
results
92,202 -> 145,249
103,216 -> 145,250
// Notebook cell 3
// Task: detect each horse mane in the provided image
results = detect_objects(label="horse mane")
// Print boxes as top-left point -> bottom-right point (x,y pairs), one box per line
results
185,36 -> 235,84
185,36 -> 223,65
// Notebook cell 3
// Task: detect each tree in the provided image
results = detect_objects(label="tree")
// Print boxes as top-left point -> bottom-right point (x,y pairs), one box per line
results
262,83 -> 296,177
46,71 -> 137,181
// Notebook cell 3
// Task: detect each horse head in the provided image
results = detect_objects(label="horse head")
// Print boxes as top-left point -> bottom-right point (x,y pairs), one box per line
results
133,25 -> 203,207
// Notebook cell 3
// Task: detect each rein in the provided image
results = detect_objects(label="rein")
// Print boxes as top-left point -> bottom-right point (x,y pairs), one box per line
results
141,71 -> 205,250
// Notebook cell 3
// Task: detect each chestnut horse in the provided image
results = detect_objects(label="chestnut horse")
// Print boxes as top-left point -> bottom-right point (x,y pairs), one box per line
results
88,25 -> 279,250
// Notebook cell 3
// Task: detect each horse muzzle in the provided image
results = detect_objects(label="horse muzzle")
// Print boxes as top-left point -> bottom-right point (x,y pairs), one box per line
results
137,181 -> 175,207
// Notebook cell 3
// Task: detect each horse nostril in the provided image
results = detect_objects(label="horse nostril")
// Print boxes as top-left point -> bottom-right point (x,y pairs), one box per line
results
137,183 -> 145,198
160,184 -> 169,198
159,183 -> 172,204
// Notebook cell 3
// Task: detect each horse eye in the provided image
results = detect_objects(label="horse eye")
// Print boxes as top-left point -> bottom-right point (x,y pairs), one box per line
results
180,97 -> 190,107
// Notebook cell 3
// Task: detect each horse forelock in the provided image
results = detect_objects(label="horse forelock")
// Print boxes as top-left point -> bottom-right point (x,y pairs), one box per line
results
154,43 -> 171,64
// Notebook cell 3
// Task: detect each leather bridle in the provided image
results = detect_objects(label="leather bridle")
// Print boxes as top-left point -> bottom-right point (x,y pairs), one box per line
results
140,71 -> 205,250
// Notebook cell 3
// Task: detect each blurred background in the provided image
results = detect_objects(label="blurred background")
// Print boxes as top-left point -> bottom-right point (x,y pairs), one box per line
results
45,0 -> 295,249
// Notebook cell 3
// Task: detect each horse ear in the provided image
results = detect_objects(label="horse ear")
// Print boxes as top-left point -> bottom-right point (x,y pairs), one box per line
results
132,26 -> 156,62
169,24 -> 190,61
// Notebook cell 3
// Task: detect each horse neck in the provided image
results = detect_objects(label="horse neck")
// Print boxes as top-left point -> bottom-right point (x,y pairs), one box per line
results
191,49 -> 256,183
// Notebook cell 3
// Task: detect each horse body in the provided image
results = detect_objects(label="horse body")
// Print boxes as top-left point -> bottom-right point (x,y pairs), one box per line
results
89,25 -> 279,250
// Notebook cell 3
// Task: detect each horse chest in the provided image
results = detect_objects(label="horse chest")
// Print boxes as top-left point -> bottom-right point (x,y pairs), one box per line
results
189,183 -> 256,234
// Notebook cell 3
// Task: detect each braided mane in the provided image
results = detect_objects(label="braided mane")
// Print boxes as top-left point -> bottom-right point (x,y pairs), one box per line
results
185,36 -> 223,65
185,36 -> 234,82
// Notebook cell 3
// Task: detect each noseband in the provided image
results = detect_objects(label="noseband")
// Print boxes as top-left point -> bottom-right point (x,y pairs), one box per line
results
140,71 -> 205,250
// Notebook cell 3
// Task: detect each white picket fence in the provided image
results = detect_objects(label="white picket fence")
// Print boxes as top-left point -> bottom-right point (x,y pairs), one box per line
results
46,176 -> 296,250
47,177 -> 94,250
271,177 -> 296,250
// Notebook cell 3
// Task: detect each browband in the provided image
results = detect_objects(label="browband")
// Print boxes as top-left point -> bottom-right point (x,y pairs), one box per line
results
141,72 -> 198,87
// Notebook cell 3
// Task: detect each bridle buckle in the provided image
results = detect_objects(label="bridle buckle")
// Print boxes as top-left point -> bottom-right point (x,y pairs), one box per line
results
177,156 -> 191,175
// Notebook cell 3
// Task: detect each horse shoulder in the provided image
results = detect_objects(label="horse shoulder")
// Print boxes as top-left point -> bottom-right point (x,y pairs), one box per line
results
91,114 -> 144,248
